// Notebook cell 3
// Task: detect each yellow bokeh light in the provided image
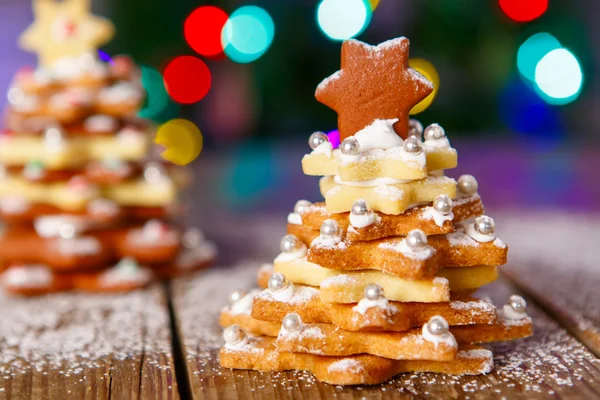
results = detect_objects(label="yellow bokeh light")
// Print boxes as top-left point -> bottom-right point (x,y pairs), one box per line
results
154,119 -> 203,166
368,0 -> 380,11
409,58 -> 440,115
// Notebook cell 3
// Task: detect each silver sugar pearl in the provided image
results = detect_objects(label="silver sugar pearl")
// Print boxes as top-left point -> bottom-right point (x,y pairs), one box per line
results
340,137 -> 360,156
282,313 -> 303,332
58,223 -> 76,239
320,219 -> 340,238
426,316 -> 449,336
424,123 -> 446,141
457,175 -> 478,195
408,119 -> 424,139
308,132 -> 328,150
406,229 -> 428,250
144,162 -> 167,183
351,199 -> 369,216
474,215 -> 495,236
280,234 -> 302,253
223,325 -> 245,345
268,272 -> 289,292
508,295 -> 527,313
294,199 -> 312,214
229,289 -> 247,305
403,136 -> 422,154
182,227 -> 204,249
433,195 -> 453,215
364,284 -> 384,301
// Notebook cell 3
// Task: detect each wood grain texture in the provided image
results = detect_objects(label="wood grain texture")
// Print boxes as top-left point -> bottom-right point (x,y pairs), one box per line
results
0,285 -> 178,400
499,213 -> 600,356
172,264 -> 600,400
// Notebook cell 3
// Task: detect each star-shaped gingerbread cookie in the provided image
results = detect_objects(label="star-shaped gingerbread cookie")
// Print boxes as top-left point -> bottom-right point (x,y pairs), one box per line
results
316,38 -> 433,140
19,0 -> 115,67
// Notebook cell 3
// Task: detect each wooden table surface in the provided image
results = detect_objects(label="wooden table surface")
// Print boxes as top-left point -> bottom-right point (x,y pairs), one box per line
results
1,213 -> 600,399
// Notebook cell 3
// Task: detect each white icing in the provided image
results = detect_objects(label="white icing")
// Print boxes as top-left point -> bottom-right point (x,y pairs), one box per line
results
379,239 -> 435,261
502,305 -> 529,321
421,206 -> 454,227
257,285 -> 318,304
278,324 -> 325,340
333,174 -> 410,187
99,82 -> 142,104
287,212 -> 302,225
84,115 -> 119,133
2,265 -> 53,289
274,244 -> 307,262
34,215 -> 90,238
353,119 -> 403,150
127,221 -> 179,247
175,242 -> 217,270
33,68 -> 54,85
446,231 -> 480,247
464,222 -> 496,243
269,282 -> 295,302
55,237 -> 101,256
87,198 -> 120,218
349,210 -> 378,228
9,89 -> 40,112
223,336 -> 251,351
228,289 -> 260,315
423,137 -> 451,149
98,262 -> 153,287
311,234 -> 343,249
0,196 -> 30,214
352,296 -> 397,315
312,141 -> 333,158
421,323 -> 457,348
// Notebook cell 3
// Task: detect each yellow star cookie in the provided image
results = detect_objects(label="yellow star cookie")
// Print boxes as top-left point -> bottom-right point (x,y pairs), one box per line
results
319,175 -> 457,215
19,0 -> 115,67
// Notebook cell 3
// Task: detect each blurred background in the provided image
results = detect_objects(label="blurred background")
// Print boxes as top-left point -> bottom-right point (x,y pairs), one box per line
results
1,0 -> 599,218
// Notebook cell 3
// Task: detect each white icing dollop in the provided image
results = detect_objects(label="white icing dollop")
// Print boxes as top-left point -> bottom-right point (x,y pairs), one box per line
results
99,82 -> 142,104
423,137 -> 451,149
312,141 -> 333,158
352,296 -> 396,315
333,174 -> 410,188
353,119 -> 403,150
2,265 -> 53,289
463,222 -> 496,243
229,289 -> 260,315
87,198 -> 120,218
287,212 -> 302,225
55,237 -> 101,256
99,262 -> 153,287
269,281 -> 295,302
349,210 -> 377,228
274,244 -> 307,262
421,324 -> 457,348
0,196 -> 31,215
502,304 -> 528,321
421,206 -> 454,227
311,234 -> 343,249
84,115 -> 119,133
34,215 -> 90,238
381,239 -> 434,261
176,242 -> 217,270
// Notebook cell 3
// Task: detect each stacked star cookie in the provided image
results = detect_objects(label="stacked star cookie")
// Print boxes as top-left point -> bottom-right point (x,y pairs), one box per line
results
0,0 -> 215,296
218,37 -> 532,385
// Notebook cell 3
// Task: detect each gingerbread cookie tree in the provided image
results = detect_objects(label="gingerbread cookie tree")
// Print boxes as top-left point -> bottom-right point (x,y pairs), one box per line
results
0,0 -> 215,295
219,37 -> 532,385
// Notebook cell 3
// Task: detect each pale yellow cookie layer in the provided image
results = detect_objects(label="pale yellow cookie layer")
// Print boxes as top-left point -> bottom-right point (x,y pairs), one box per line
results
319,176 -> 457,215
0,176 -> 177,211
0,135 -> 150,169
301,147 -> 457,181
273,257 -> 497,303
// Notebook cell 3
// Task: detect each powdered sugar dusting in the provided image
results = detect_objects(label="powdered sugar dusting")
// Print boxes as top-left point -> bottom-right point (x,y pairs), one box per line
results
327,359 -> 365,374
257,285 -> 318,305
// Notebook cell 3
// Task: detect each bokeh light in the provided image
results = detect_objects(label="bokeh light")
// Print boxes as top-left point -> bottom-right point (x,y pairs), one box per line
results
499,0 -> 548,22
534,48 -> 583,105
317,0 -> 372,41
184,6 -> 228,58
499,77 -> 562,141
163,56 -> 212,104
139,66 -> 170,119
517,33 -> 561,82
221,6 -> 275,64
326,129 -> 340,148
154,119 -> 203,166
97,50 -> 113,64
409,58 -> 439,115
368,0 -> 380,11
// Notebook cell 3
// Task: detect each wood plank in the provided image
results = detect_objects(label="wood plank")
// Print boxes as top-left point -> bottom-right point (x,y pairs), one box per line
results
498,212 -> 600,356
172,263 -> 600,400
0,285 -> 179,400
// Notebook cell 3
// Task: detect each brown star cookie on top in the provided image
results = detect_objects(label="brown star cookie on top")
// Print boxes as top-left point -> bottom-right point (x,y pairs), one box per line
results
315,37 -> 433,141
